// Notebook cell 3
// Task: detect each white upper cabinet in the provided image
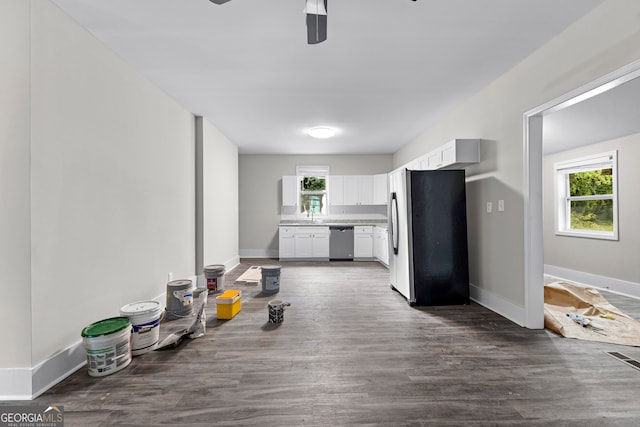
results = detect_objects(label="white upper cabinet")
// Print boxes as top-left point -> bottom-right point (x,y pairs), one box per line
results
343,175 -> 373,205
282,176 -> 297,206
373,173 -> 388,205
426,139 -> 480,170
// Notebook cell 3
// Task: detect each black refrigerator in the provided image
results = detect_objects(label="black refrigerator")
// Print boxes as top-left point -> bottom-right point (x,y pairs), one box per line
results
388,169 -> 470,306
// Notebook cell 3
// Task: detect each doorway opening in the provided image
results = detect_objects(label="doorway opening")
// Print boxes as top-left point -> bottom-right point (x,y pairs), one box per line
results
523,58 -> 640,328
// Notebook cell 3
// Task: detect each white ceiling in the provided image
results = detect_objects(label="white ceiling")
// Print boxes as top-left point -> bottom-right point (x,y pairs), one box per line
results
543,75 -> 640,155
51,0 -> 604,155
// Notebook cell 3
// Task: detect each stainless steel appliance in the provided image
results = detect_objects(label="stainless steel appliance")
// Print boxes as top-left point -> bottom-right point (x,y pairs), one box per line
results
329,226 -> 354,260
388,168 -> 469,306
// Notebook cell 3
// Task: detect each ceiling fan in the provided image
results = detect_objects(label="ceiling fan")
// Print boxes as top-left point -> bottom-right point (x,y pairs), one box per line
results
209,0 -> 417,45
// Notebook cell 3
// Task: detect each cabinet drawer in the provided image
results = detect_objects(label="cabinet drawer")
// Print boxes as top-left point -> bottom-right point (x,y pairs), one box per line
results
295,226 -> 329,235
279,227 -> 295,238
354,226 -> 373,234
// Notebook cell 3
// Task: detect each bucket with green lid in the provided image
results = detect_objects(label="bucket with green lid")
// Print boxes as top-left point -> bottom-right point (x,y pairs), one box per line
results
81,317 -> 132,377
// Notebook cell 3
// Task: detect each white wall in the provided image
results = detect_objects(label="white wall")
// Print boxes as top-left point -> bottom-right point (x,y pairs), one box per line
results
202,119 -> 239,270
1,0 -> 238,399
239,155 -> 392,256
393,0 -> 640,319
544,134 -> 640,290
0,0 -> 32,374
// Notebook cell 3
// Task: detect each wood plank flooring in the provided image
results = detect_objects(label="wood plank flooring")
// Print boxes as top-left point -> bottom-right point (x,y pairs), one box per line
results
22,260 -> 640,425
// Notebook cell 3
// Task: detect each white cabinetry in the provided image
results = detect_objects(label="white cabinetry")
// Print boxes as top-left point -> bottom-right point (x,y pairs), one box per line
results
282,176 -> 298,206
373,173 -> 388,205
278,227 -> 295,258
294,227 -> 329,258
425,139 -> 480,170
374,226 -> 389,266
344,175 -> 374,205
354,226 -> 374,259
279,226 -> 330,259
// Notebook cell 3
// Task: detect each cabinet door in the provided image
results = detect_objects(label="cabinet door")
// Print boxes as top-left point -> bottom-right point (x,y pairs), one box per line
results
441,141 -> 456,166
354,234 -> 373,258
373,228 -> 381,259
358,175 -> 374,205
279,236 -> 295,258
279,227 -> 295,258
343,176 -> 360,205
294,233 -> 313,258
426,149 -> 443,169
282,176 -> 298,206
329,176 -> 344,205
381,229 -> 389,265
373,174 -> 388,205
312,233 -> 330,258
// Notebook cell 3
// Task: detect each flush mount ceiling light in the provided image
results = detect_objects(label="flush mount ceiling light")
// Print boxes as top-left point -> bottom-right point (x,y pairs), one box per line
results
307,127 -> 337,139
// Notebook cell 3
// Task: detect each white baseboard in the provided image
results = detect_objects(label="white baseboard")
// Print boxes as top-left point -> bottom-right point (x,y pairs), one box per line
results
0,339 -> 86,401
225,255 -> 240,272
31,340 -> 86,399
0,274 -> 213,401
0,368 -> 33,400
469,282 -> 526,327
544,265 -> 640,300
239,249 -> 278,259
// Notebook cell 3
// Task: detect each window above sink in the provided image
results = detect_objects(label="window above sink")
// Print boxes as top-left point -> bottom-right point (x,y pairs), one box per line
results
296,165 -> 329,219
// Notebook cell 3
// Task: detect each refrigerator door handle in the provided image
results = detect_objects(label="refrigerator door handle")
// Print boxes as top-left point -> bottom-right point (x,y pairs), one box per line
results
391,192 -> 399,255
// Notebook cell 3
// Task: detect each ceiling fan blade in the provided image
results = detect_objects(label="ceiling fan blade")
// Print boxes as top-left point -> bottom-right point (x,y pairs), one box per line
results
305,0 -> 328,44
209,0 -> 233,4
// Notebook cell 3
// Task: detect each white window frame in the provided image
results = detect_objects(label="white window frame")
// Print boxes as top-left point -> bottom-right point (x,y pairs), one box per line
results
296,165 -> 330,219
554,150 -> 618,240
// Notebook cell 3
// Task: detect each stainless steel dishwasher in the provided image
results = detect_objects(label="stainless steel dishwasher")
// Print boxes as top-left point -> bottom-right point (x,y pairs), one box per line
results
329,226 -> 354,260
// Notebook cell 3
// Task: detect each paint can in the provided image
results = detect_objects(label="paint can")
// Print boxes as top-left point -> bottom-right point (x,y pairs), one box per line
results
203,264 -> 225,294
268,299 -> 291,324
261,265 -> 281,294
81,317 -> 132,377
119,301 -> 162,356
165,279 -> 193,320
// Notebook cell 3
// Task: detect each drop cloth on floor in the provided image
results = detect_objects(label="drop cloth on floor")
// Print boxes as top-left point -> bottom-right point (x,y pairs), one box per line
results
544,281 -> 640,347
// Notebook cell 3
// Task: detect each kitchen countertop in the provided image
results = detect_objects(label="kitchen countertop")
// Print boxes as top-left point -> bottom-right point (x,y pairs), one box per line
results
280,220 -> 387,228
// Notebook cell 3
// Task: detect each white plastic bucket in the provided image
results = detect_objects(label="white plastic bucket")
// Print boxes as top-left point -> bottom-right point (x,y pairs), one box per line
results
81,317 -> 132,377
120,301 -> 162,356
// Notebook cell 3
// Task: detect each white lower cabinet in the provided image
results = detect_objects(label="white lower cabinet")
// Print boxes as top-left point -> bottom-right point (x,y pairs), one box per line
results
354,226 -> 374,259
374,226 -> 389,266
280,226 -> 329,259
279,227 -> 295,258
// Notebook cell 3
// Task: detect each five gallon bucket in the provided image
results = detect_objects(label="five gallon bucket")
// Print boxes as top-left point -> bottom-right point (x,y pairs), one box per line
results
204,264 -> 225,294
81,317 -> 132,377
166,279 -> 193,320
120,301 -> 162,356
261,265 -> 281,294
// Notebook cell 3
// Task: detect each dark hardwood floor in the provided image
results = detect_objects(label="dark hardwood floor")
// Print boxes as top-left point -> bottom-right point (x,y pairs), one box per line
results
23,260 -> 640,425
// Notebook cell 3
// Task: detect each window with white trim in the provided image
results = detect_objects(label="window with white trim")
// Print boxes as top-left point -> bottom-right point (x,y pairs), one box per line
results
554,150 -> 618,240
296,165 -> 329,218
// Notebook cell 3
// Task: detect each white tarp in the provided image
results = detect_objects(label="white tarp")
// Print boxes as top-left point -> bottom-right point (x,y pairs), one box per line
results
544,281 -> 640,347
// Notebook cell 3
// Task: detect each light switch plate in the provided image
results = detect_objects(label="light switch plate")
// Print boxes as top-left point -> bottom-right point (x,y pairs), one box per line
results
486,202 -> 492,213
498,200 -> 505,212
